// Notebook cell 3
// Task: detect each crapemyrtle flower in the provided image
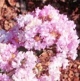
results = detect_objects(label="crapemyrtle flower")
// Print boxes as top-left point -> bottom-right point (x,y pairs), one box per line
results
0,5 -> 79,81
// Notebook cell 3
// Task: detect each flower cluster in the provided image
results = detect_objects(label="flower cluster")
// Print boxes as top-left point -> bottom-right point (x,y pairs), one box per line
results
0,5 -> 79,81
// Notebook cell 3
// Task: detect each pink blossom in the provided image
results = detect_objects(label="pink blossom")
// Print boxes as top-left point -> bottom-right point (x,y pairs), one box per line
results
0,73 -> 12,81
0,5 -> 79,81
